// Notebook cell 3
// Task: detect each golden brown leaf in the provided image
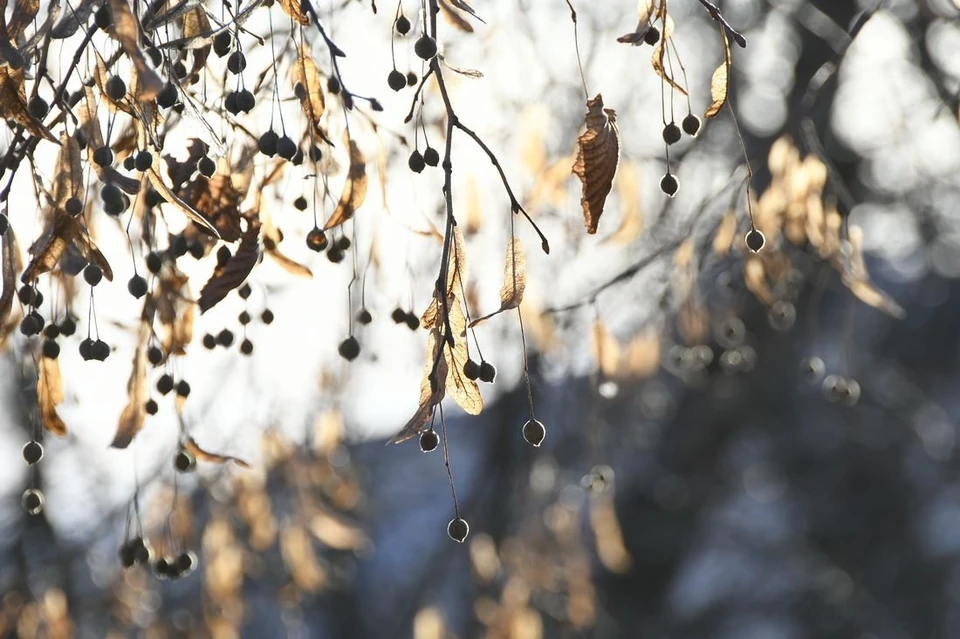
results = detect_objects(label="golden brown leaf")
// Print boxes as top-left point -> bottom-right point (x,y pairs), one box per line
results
0,228 -> 16,330
184,436 -> 250,467
470,236 -> 526,327
590,493 -> 633,574
704,29 -> 731,119
294,44 -> 327,139
572,95 -> 620,235
51,132 -> 83,207
390,328 -> 447,444
186,174 -> 243,242
309,511 -> 368,551
323,140 -> 367,230
279,0 -> 310,24
111,320 -> 151,449
79,86 -> 141,194
198,222 -> 261,313
155,267 -> 193,356
617,0 -> 656,44
182,7 -> 211,79
22,215 -> 74,283
266,248 -> 313,277
146,167 -> 220,236
108,0 -> 163,100
9,0 -> 40,40
0,66 -> 57,142
38,357 -> 66,437
93,52 -> 134,116
712,211 -> 737,255
0,15 -> 26,69
444,295 -> 483,415
439,0 -> 474,32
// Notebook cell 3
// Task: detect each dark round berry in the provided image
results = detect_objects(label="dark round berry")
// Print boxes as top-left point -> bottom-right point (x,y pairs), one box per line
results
388,69 -> 406,92
105,75 -> 127,101
146,47 -> 162,68
18,284 -> 36,305
292,147 -> 304,165
157,83 -> 177,109
406,71 -> 418,87
213,31 -> 232,57
357,309 -> 372,325
391,307 -> 407,324
131,536 -> 150,564
662,122 -> 682,145
294,82 -> 306,101
119,542 -> 137,568
276,136 -> 297,160
135,150 -> 153,171
659,172 -> 679,197
83,263 -> 103,286
463,359 -> 480,380
28,96 -> 49,120
42,339 -> 60,359
261,309 -> 274,325
44,324 -> 60,339
335,236 -> 351,251
327,76 -> 341,94
173,61 -> 187,80
0,213 -> 7,235
309,145 -> 323,162
217,329 -> 234,347
227,51 -> 246,74
22,488 -> 44,515
147,345 -> 163,366
237,89 -> 256,113
101,183 -> 122,204
240,338 -> 254,355
326,247 -> 345,263
175,551 -> 196,574
176,380 -> 191,397
145,188 -> 165,208
26,311 -> 44,333
682,113 -> 701,136
223,91 -> 240,115
146,252 -> 162,274
238,310 -> 251,325
145,399 -> 159,415
33,290 -> 44,307
93,145 -> 113,167
157,374 -> 174,395
22,441 -> 43,464
414,35 -> 438,60
103,196 -> 126,216
153,557 -> 171,579
59,317 -> 76,337
522,419 -> 546,447
202,333 -> 216,349
294,196 -> 308,211
170,235 -> 189,258
90,339 -> 110,361
65,197 -> 83,217
94,5 -> 111,30
338,336 -> 360,361
745,228 -> 765,253
447,517 -> 469,543
419,429 -> 439,452
395,15 -> 411,35
79,338 -> 94,360
644,26 -> 660,45
123,155 -> 136,171
306,228 -> 328,252
478,361 -> 496,383
404,313 -> 420,331
75,130 -> 87,150
127,275 -> 148,299
258,130 -> 279,157
422,147 -> 440,167
408,150 -> 425,173
174,450 -> 196,472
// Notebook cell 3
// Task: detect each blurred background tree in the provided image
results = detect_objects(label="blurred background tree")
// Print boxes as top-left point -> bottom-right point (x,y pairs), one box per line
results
0,0 -> 959,637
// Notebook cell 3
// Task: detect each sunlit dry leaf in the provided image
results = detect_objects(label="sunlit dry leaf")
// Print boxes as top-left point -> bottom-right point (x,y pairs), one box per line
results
421,226 -> 467,329
309,511 -> 368,551
0,229 -> 16,330
279,0 -> 310,24
712,211 -> 737,255
0,15 -> 26,69
186,174 -> 244,241
184,436 -> 250,467
22,216 -> 74,283
617,0 -> 656,44
9,0 -> 40,40
844,277 -> 906,319
704,29 -> 731,119
111,320 -> 151,448
444,296 -> 483,415
323,140 -> 367,230
449,0 -> 485,22
294,44 -> 327,139
390,328 -> 446,444
38,357 -> 67,437
0,67 -> 57,142
146,166 -> 221,236
108,0 -> 164,100
439,0 -> 474,32
651,3 -> 687,96
51,132 -> 83,207
79,86 -> 141,194
183,7 -> 212,79
198,221 -> 261,313
573,95 -> 620,234
281,523 -> 326,592
156,267 -> 193,356
469,236 -> 526,326
590,493 -> 633,574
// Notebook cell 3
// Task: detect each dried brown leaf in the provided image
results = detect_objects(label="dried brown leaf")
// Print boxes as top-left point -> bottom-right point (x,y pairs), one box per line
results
323,140 -> 367,230
572,94 -> 620,234
156,267 -> 193,356
0,15 -> 26,69
469,236 -> 526,327
108,0 -> 164,100
294,44 -> 327,139
391,330 -> 446,444
186,174 -> 243,241
617,0 -> 657,44
439,0 -> 474,32
182,7 -> 212,79
279,0 -> 310,24
38,357 -> 67,437
9,0 -> 40,40
79,85 -> 141,194
712,211 -> 737,255
266,248 -> 313,277
0,67 -> 57,142
184,436 -> 250,467
704,29 -> 731,119
198,221 -> 261,313
0,228 -> 16,329
111,320 -> 150,448
443,295 -> 483,415
146,167 -> 221,236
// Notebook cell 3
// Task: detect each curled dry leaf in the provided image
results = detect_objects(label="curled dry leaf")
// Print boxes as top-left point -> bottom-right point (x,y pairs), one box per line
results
617,0 -> 656,44
448,0 -> 485,23
279,0 -> 310,24
108,0 -> 164,100
573,95 -> 620,234
182,7 -> 212,79
470,236 -> 526,327
198,221 -> 262,313
651,3 -> 687,96
592,320 -> 621,378
294,44 -> 328,141
186,174 -> 244,242
111,320 -> 151,449
0,228 -> 16,330
38,357 -> 67,437
443,295 -> 483,415
0,66 -> 57,142
9,0 -> 40,41
0,14 -> 26,69
156,266 -> 194,356
439,0 -> 474,32
323,140 -> 367,230
704,29 -> 731,119
389,328 -> 447,444
146,166 -> 221,237
184,436 -> 251,467
80,86 -> 141,194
